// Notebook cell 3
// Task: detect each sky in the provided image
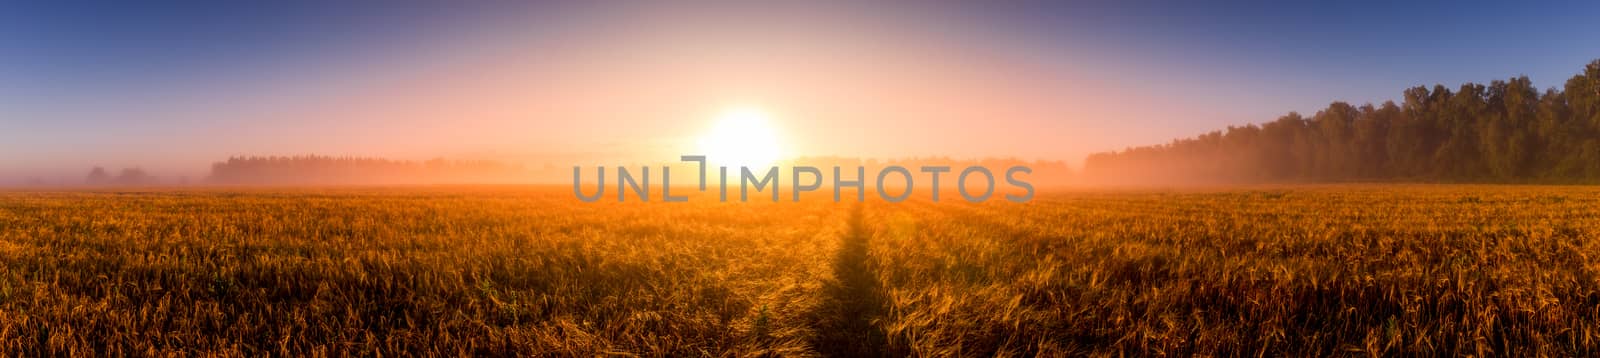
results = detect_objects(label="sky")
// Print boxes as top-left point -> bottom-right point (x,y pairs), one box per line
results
3,1 -> 1599,183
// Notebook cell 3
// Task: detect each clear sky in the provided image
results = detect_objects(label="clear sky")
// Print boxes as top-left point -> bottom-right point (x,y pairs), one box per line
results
3,1 -> 1599,183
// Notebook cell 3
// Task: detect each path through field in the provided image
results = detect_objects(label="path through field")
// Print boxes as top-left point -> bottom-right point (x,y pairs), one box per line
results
810,203 -> 893,356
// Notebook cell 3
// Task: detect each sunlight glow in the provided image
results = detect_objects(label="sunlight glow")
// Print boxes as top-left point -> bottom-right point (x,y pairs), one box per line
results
698,106 -> 783,169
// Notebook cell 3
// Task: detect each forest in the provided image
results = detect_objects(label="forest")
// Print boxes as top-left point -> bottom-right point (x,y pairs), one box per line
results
207,155 -> 529,184
1084,60 -> 1600,184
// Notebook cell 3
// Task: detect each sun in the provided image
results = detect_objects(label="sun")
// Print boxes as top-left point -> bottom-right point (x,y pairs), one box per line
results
698,106 -> 783,169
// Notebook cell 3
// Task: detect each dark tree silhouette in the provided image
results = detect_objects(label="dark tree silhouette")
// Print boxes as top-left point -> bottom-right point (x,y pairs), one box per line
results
86,167 -> 110,185
1085,59 -> 1600,184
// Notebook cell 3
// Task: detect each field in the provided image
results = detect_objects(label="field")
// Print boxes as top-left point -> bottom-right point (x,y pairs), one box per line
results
1,185 -> 1599,356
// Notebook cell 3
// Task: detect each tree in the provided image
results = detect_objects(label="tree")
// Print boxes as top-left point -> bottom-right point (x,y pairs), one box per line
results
1083,59 -> 1600,184
115,168 -> 151,185
86,167 -> 110,185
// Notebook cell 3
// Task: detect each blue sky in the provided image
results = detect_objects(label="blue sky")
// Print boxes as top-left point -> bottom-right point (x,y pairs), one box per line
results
3,1 -> 1598,182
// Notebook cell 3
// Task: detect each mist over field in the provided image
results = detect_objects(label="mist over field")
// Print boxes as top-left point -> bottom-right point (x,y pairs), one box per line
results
6,1 -> 1600,356
14,59 -> 1600,189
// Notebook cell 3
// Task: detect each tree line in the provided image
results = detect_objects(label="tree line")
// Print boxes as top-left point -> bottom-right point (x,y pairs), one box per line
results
85,167 -> 155,185
1083,60 -> 1600,184
208,155 -> 527,184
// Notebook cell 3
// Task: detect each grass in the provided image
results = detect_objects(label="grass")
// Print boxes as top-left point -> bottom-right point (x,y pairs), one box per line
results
0,185 -> 1597,356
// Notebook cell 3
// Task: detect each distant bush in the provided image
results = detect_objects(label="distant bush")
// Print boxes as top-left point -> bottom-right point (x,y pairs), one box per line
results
85,166 -> 154,186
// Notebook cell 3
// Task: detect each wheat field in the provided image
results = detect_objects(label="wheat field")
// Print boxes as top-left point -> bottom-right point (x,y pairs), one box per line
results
0,185 -> 1598,356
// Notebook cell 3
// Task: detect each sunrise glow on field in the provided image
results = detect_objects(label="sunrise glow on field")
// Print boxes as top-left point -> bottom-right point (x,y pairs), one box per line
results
5,1 -> 1600,356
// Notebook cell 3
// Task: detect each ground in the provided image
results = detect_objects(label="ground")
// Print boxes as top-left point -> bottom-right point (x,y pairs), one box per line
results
0,185 -> 1597,356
